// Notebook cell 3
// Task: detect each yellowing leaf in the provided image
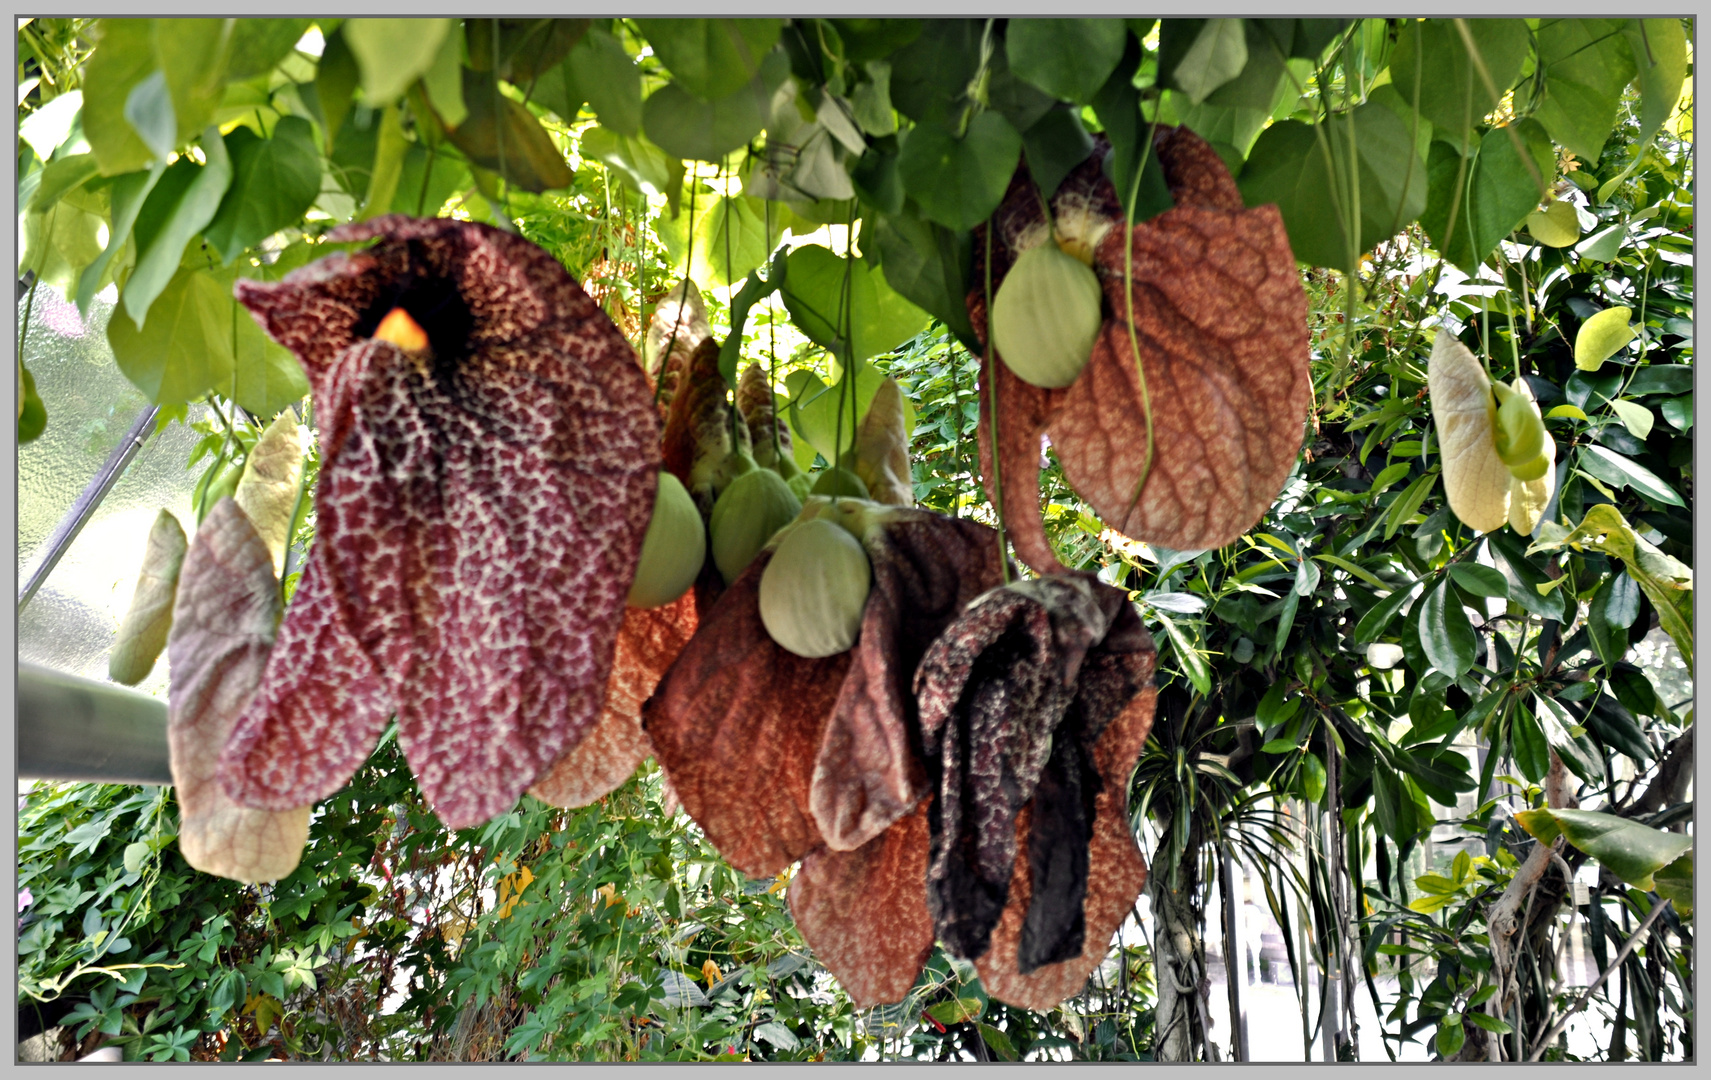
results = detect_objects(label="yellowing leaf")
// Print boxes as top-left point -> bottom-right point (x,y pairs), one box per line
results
1504,378 -> 1556,537
233,412 -> 305,577
1428,332 -> 1509,533
1524,199 -> 1580,247
110,509 -> 188,685
597,882 -> 625,908
1574,305 -> 1635,371
701,958 -> 722,986
1607,398 -> 1655,440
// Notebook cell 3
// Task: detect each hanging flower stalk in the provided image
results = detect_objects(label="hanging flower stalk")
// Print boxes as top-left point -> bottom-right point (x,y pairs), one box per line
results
222,215 -> 660,830
970,127 -> 1312,574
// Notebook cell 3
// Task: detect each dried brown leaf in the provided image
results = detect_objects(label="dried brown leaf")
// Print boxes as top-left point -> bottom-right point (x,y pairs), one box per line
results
790,800 -> 935,1009
529,592 -> 698,808
167,499 -> 309,883
109,509 -> 188,686
233,412 -> 304,577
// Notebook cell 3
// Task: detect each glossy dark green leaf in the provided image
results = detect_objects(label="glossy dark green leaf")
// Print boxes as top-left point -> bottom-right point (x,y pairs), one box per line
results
1300,751 -> 1327,804
1527,18 -> 1637,163
896,110 -> 1020,232
1418,120 -> 1554,275
1578,444 -> 1684,507
1020,104 -> 1094,200
1627,364 -> 1692,396
1510,706 -> 1549,783
642,51 -> 787,163
1585,694 -> 1654,764
1004,18 -> 1127,105
1486,529 -> 1566,621
1352,583 -> 1417,644
123,132 -> 233,328
109,265 -> 237,405
640,18 -> 783,101
1419,578 -> 1475,677
447,71 -> 575,192
1587,571 -> 1639,669
1387,18 -> 1531,150
202,118 -> 322,264
1447,563 -> 1508,599
886,19 -> 980,131
1158,615 -> 1211,697
1238,102 -> 1427,271
869,212 -> 977,348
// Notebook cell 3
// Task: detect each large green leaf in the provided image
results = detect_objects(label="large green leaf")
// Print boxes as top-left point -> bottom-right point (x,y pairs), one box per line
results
313,28 -> 361,149
536,27 -> 641,137
1387,18 -> 1531,150
1019,104 -> 1094,200
1653,853 -> 1692,918
640,19 -> 783,101
343,18 -> 451,106
886,19 -> 980,131
1586,571 -> 1639,670
784,362 -> 904,466
19,185 -> 109,295
657,195 -> 772,288
1091,33 -> 1172,224
828,19 -> 923,63
1527,19 -> 1638,164
27,154 -> 102,217
1418,119 -> 1554,275
1516,808 -> 1692,891
225,18 -> 312,81
1625,18 -> 1688,150
1510,705 -> 1550,783
870,212 -> 977,348
1239,102 -> 1428,271
123,132 -> 233,328
213,266 -> 310,416
779,244 -> 930,365
642,50 -> 788,163
447,71 -> 575,192
75,163 -> 165,315
201,117 -> 322,264
1004,18 -> 1128,105
1352,582 -> 1420,644
156,19 -> 233,148
1419,577 -> 1475,677
82,19 -> 162,175
580,127 -> 680,199
390,142 -> 472,217
895,110 -> 1021,232
1170,18 -> 1250,105
108,265 -> 238,405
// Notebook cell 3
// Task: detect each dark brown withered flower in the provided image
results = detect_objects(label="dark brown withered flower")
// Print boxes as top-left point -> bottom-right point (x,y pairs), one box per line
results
222,215 -> 659,830
914,574 -> 1155,981
971,126 -> 1312,575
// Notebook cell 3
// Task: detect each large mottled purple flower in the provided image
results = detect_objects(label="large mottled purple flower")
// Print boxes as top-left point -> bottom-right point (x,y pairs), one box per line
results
223,215 -> 659,829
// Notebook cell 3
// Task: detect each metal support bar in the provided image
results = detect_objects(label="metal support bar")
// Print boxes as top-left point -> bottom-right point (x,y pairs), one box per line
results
18,403 -> 162,612
18,663 -> 173,786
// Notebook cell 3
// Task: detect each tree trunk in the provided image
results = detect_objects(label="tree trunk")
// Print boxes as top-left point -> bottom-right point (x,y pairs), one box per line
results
1149,854 -> 1208,1062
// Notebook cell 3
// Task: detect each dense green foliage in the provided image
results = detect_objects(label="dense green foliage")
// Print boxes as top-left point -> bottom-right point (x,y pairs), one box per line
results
17,17 -> 1693,1062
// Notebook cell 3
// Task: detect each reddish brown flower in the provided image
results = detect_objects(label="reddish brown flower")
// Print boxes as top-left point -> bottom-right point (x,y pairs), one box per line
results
223,215 -> 659,829
972,127 -> 1311,574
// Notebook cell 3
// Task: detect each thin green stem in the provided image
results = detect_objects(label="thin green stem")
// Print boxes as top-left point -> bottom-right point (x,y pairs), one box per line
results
653,173 -> 697,405
1119,116 -> 1161,525
983,222 -> 1011,584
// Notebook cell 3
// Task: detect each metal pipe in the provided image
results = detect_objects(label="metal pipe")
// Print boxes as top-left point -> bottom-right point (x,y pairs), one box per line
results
17,662 -> 172,786
18,403 -> 161,612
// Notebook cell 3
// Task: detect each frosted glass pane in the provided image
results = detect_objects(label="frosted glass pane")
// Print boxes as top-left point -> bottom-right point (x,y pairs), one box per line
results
18,285 -> 210,699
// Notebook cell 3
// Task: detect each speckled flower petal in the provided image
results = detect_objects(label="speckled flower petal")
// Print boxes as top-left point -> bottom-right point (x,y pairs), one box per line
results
169,499 -> 310,884
970,127 -> 1311,570
643,545 -> 850,877
790,800 -> 935,1009
912,574 -> 1123,961
976,680 -> 1157,1012
811,503 -> 1005,852
225,216 -> 659,829
530,593 -> 698,808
